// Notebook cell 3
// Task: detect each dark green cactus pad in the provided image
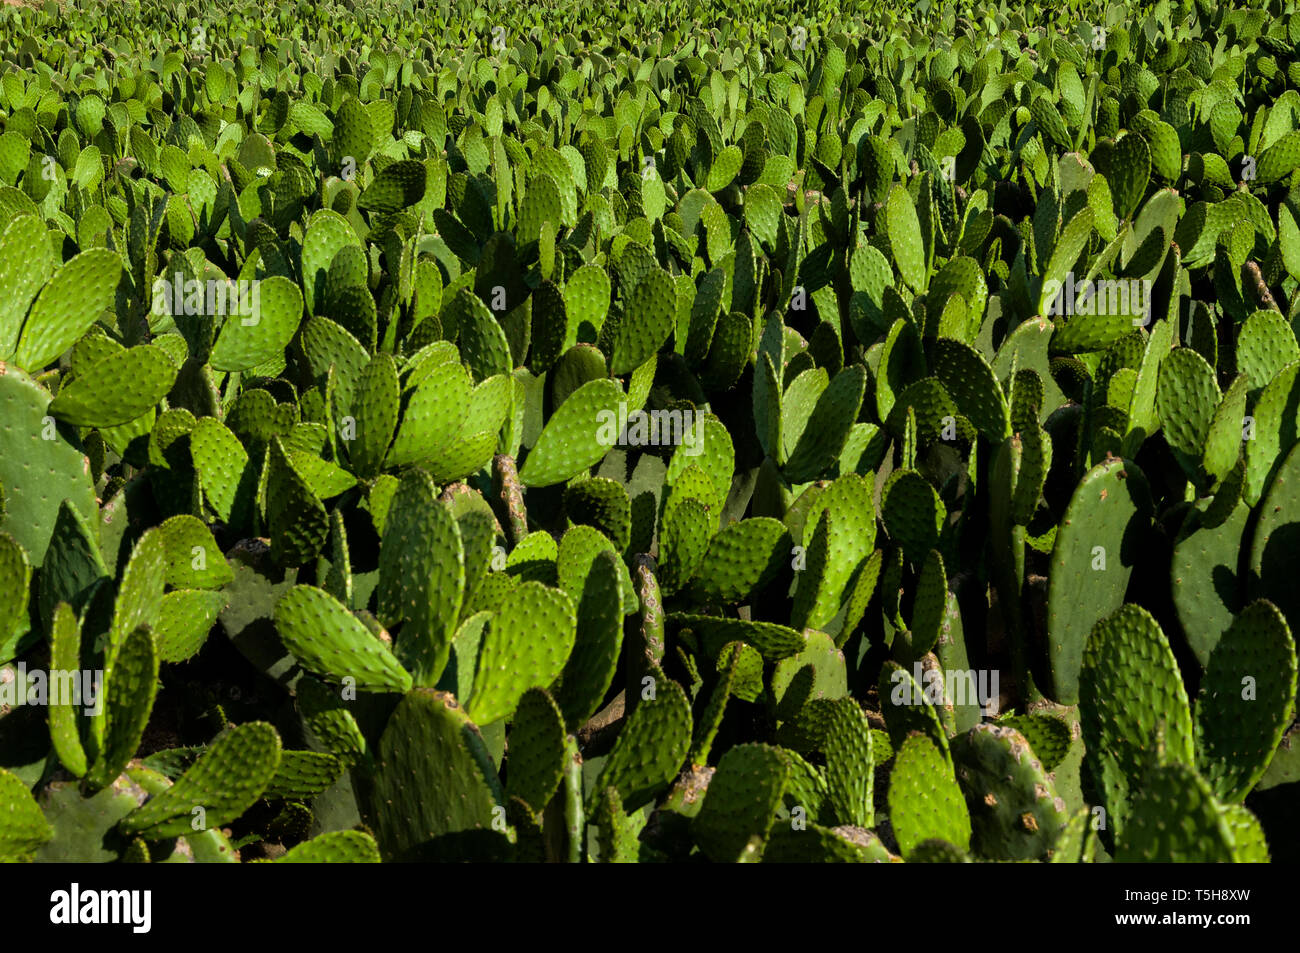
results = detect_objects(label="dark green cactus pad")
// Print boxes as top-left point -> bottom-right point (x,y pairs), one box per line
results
930,338 -> 1010,441
1080,605 -> 1195,839
274,585 -> 412,693
264,750 -> 346,800
563,478 -> 631,553
692,743 -> 790,862
367,689 -> 505,860
1115,761 -> 1235,862
554,550 -> 623,731
887,734 -> 971,858
609,269 -> 675,375
468,582 -> 576,726
1046,457 -> 1153,704
688,517 -> 790,604
37,499 -> 105,634
357,158 -> 427,212
506,688 -> 567,813
952,724 -> 1068,861
878,660 -> 951,764
998,713 -> 1072,772
594,671 -> 691,811
296,675 -> 367,762
35,774 -> 151,862
86,626 -> 159,793
267,438 -> 330,567
1194,600 -> 1298,803
881,469 -> 945,564
1249,442 -> 1300,635
905,838 -> 970,863
1171,498 -> 1249,666
118,722 -> 282,839
0,531 -> 32,661
671,613 -> 807,660
763,822 -> 889,863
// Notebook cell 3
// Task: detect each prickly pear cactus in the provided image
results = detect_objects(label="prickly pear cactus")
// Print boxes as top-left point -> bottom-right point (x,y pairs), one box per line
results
0,0 -> 1296,870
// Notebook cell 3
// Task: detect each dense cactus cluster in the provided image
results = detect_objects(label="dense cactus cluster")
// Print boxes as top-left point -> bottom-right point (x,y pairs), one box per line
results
0,0 -> 1298,863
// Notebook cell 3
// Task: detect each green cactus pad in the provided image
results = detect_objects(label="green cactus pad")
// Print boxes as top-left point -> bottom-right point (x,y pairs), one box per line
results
0,365 -> 96,566
1171,499 -> 1250,666
468,582 -> 576,726
274,585 -> 412,693
609,269 -> 675,376
506,687 -> 567,812
888,734 -> 971,858
86,626 -> 159,792
264,750 -> 346,800
49,345 -> 177,427
671,614 -> 807,661
554,550 -> 623,730
1080,604 -> 1195,838
278,830 -> 380,863
930,338 -> 1011,441
878,660 -> 952,763
518,378 -> 623,487
689,517 -> 791,604
564,478 -> 631,553
1116,761 -> 1234,862
1250,442 -> 1300,634
0,766 -> 53,861
118,721 -> 282,839
952,723 -> 1069,861
1194,600 -> 1298,803
881,469 -> 945,564
47,602 -> 87,776
12,248 -> 123,371
153,589 -> 226,663
0,214 -> 54,360
209,276 -> 303,372
367,689 -> 504,860
157,515 -> 234,589
692,743 -> 790,862
376,471 -> 463,685
267,437 -> 330,566
189,417 -> 254,525
594,671 -> 691,811
1046,458 -> 1153,704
